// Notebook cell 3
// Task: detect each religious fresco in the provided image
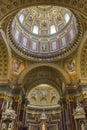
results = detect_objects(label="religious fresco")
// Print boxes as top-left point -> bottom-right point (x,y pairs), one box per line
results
67,59 -> 76,72
12,57 -> 25,74
64,59 -> 77,81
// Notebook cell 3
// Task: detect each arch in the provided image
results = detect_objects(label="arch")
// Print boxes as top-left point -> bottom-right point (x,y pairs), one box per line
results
18,63 -> 71,85
25,79 -> 62,96
0,31 -> 12,83
30,97 -> 36,105
77,31 -> 87,80
51,97 -> 57,105
40,98 -> 47,106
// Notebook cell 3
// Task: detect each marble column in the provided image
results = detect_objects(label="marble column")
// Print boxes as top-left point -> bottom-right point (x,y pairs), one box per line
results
19,107 -> 26,125
65,105 -> 71,130
19,105 -> 27,130
83,98 -> 87,118
0,98 -> 4,119
68,101 -> 76,130
60,111 -> 63,130
61,108 -> 67,130
13,97 -> 21,130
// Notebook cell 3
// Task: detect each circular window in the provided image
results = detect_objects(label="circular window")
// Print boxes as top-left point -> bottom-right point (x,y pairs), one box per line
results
7,6 -> 83,61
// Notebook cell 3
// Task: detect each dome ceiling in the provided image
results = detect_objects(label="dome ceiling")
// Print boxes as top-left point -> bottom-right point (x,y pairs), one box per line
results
13,6 -> 73,36
7,5 -> 83,61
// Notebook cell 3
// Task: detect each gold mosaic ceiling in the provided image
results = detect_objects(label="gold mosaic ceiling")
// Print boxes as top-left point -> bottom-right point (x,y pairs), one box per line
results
6,5 -> 82,62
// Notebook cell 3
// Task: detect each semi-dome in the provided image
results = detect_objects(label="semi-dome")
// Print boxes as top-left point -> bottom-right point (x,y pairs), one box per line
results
7,5 -> 82,61
27,84 -> 60,107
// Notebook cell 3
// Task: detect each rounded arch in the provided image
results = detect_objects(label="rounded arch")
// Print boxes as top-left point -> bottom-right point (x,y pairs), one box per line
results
0,31 -> 12,82
18,63 -> 71,85
26,79 -> 62,96
77,31 -> 87,80
30,96 -> 36,105
51,96 -> 57,105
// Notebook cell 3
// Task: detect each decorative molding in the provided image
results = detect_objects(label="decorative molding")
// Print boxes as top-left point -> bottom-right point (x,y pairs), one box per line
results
0,0 -> 87,21
13,96 -> 22,102
7,14 -> 83,62
0,92 -> 12,101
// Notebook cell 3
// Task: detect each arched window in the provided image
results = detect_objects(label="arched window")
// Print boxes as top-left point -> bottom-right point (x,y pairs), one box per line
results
15,29 -> 19,41
32,41 -> 37,51
62,37 -> 66,47
22,37 -> 27,47
65,13 -> 70,23
50,25 -> 56,34
52,41 -> 57,50
70,29 -> 74,40
33,25 -> 38,34
19,14 -> 24,23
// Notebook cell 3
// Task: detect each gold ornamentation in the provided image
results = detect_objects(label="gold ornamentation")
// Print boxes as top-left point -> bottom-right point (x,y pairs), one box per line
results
13,96 -> 22,103
0,92 -> 12,101
0,0 -> 87,20
12,56 -> 25,75
82,92 -> 87,99
0,36 -> 8,81
80,36 -> 87,78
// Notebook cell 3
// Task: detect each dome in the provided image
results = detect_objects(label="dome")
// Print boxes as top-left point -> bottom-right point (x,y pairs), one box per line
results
13,6 -> 73,36
7,5 -> 82,61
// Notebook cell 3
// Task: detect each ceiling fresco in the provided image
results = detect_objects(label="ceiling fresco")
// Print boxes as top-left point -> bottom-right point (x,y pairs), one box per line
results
11,6 -> 77,55
6,5 -> 83,62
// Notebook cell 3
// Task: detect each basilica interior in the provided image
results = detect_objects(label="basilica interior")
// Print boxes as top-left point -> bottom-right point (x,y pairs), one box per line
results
0,0 -> 87,130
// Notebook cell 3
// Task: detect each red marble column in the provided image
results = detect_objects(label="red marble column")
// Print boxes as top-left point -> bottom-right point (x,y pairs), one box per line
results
65,105 -> 71,130
19,107 -> 27,128
13,97 -> 21,130
61,108 -> 67,130
83,98 -> 87,118
68,102 -> 76,130
60,111 -> 63,130
0,98 -> 4,119
63,109 -> 67,130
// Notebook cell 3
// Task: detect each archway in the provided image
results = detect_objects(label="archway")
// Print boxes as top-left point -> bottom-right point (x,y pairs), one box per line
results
0,32 -> 11,83
77,32 -> 87,81
18,63 -> 71,85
